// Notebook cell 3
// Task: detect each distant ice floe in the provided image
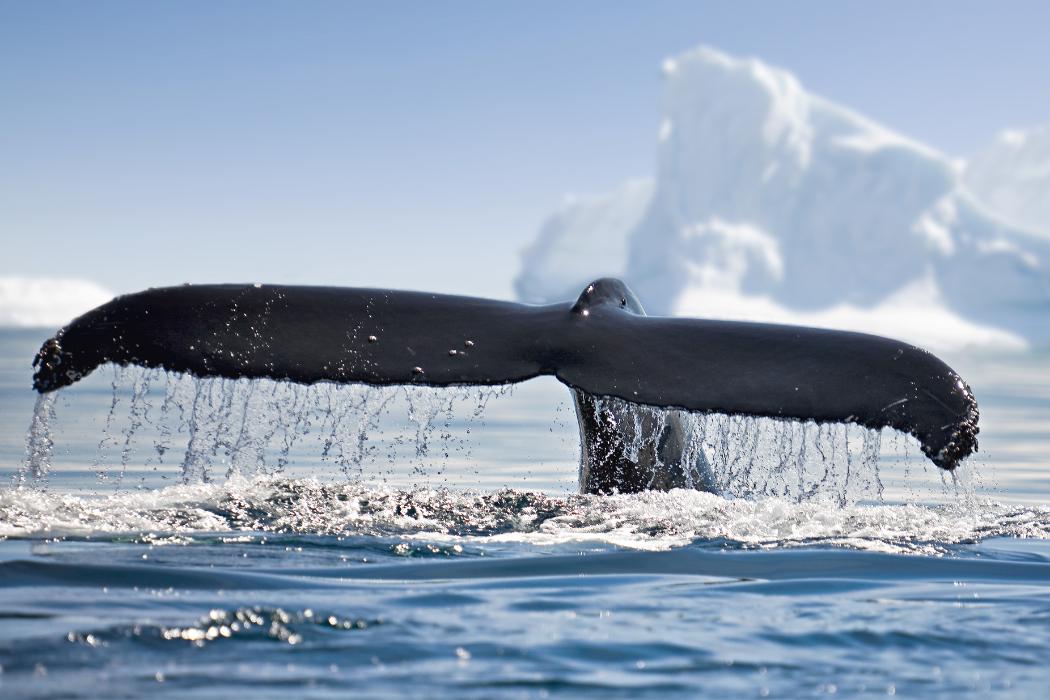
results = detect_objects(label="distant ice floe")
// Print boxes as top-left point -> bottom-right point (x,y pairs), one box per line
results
516,46 -> 1050,350
0,276 -> 113,328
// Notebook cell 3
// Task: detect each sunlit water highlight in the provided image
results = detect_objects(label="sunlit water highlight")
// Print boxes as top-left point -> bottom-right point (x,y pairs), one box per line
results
2,329 -> 1050,698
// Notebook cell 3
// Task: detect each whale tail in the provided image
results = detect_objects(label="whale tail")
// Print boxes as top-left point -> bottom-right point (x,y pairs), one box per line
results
32,278 -> 977,472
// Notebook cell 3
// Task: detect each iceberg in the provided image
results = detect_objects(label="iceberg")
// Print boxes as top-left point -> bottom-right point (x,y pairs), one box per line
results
964,126 -> 1050,239
516,179 -> 653,305
515,47 -> 1049,350
0,277 -> 114,328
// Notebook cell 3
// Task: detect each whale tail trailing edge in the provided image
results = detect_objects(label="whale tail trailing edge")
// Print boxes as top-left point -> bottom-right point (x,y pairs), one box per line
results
32,278 -> 978,471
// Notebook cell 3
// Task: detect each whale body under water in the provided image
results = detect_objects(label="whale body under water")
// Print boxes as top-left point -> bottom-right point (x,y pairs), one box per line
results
31,278 -> 979,494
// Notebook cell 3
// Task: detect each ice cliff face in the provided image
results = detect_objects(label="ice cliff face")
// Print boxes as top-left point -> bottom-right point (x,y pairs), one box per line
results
515,47 -> 1049,349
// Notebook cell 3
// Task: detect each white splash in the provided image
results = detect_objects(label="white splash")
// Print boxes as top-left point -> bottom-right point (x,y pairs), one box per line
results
2,475 -> 1047,556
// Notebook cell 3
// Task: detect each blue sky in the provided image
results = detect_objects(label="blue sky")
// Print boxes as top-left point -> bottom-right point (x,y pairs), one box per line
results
3,1 -> 1050,299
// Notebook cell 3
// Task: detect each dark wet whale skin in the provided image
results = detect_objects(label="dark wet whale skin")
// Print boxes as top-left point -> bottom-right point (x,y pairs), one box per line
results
569,281 -> 713,493
32,278 -> 978,491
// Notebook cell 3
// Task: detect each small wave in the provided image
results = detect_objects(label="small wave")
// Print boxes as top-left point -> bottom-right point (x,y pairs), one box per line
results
2,476 -> 1048,555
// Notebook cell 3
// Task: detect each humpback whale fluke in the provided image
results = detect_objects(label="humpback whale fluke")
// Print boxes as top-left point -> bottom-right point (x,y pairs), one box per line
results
31,278 -> 978,491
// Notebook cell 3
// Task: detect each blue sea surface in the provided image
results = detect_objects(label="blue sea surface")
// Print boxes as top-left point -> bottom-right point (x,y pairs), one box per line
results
2,328 -> 1049,698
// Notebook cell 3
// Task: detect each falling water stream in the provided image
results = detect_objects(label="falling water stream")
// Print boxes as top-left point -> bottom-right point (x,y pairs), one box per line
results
22,365 -> 901,507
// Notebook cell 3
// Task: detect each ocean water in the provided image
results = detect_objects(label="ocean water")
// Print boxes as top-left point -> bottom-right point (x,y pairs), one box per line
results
2,327 -> 1050,698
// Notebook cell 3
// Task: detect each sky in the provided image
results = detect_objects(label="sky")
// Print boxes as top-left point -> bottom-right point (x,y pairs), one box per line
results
3,1 -> 1050,300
